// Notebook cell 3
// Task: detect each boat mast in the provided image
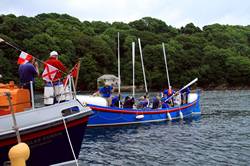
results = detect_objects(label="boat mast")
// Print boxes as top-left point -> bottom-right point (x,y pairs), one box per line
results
132,42 -> 135,98
117,32 -> 121,107
162,43 -> 171,89
138,38 -> 148,95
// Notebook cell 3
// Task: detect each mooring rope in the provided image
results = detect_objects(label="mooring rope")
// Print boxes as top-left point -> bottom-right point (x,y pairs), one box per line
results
62,116 -> 79,166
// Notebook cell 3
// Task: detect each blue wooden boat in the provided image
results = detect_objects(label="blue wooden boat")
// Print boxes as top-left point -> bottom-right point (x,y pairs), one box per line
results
77,92 -> 200,127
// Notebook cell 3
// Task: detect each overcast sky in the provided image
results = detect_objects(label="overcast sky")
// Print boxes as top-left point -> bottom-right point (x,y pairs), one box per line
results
0,0 -> 249,28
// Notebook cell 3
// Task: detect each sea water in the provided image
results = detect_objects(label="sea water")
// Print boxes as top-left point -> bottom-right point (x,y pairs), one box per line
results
79,90 -> 250,165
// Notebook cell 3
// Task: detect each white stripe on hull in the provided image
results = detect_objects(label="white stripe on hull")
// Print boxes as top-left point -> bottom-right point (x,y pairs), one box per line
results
87,113 -> 193,127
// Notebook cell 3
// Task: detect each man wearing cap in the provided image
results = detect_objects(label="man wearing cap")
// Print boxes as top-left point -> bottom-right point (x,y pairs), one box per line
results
43,51 -> 67,105
44,51 -> 66,80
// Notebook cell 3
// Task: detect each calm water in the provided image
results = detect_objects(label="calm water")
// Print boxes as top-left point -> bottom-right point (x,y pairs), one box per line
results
78,90 -> 250,166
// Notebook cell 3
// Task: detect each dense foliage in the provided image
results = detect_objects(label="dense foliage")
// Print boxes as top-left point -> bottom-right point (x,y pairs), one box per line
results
0,13 -> 250,90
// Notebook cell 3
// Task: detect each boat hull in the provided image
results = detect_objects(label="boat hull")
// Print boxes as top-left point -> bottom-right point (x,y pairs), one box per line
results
0,112 -> 90,166
87,93 -> 200,127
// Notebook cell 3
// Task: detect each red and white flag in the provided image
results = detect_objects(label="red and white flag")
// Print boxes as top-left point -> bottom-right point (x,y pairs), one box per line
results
17,51 -> 33,64
42,64 -> 58,82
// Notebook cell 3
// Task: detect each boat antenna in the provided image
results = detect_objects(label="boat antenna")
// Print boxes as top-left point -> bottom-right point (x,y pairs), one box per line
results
132,42 -> 135,98
117,32 -> 121,108
162,43 -> 171,89
138,38 -> 148,95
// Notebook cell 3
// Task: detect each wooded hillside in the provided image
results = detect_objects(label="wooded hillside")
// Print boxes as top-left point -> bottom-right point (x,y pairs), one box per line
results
0,13 -> 250,90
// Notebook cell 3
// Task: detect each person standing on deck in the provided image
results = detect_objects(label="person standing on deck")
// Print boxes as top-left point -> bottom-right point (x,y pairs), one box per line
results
43,51 -> 67,105
18,57 -> 39,93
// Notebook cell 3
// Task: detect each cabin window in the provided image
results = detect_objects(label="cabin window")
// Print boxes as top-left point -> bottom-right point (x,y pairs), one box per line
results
61,106 -> 80,116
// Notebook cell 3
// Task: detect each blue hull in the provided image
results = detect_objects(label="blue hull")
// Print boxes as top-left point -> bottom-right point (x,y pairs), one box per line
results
0,113 -> 90,166
87,93 -> 200,127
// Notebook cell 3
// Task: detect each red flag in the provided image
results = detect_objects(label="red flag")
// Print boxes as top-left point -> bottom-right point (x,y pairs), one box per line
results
17,51 -> 33,64
70,63 -> 79,77
42,64 -> 58,82
63,62 -> 80,87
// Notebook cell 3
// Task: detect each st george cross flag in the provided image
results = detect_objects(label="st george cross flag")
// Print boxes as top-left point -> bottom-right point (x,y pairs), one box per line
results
17,51 -> 33,64
42,64 -> 58,82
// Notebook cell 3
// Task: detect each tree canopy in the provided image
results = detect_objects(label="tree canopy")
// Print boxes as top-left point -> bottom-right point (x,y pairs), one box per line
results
0,13 -> 250,90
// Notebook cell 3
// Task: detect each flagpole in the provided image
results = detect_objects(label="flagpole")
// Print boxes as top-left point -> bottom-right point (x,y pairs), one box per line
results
0,37 -> 22,52
74,60 -> 81,89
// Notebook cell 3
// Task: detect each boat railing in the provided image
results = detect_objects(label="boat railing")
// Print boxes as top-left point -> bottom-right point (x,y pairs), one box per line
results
29,75 -> 77,109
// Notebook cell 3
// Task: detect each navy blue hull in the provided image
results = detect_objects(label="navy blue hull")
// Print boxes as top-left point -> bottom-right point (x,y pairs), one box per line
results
0,115 -> 89,166
87,93 -> 200,127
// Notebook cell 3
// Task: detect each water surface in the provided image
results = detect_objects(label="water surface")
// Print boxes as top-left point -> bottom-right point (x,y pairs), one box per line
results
79,90 -> 250,165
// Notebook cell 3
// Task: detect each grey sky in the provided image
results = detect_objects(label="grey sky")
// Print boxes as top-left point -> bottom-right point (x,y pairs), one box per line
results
0,0 -> 249,28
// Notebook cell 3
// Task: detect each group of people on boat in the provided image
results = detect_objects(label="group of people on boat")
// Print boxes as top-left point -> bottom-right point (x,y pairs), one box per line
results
93,81 -> 191,109
18,50 -> 68,105
17,49 -> 191,109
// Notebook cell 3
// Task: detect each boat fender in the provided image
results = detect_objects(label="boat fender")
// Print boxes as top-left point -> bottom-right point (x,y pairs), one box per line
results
179,111 -> 183,119
44,86 -> 54,105
187,93 -> 198,103
54,83 -> 66,101
167,112 -> 172,121
8,142 -> 30,166
136,114 -> 144,119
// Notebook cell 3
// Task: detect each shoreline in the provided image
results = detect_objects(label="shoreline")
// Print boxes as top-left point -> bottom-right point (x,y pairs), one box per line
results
108,85 -> 250,93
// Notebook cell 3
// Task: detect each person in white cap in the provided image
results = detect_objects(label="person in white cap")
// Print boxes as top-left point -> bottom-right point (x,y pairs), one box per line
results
43,51 -> 67,105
